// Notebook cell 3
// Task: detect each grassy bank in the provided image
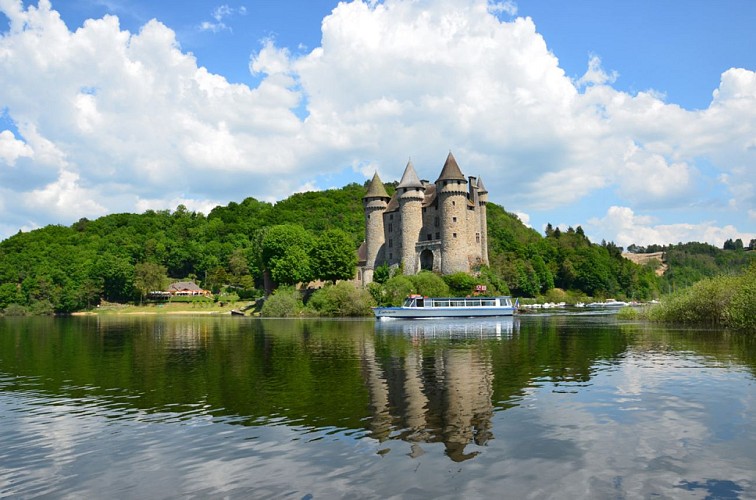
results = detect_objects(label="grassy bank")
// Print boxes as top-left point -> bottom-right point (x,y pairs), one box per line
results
619,263 -> 755,331
74,301 -> 255,316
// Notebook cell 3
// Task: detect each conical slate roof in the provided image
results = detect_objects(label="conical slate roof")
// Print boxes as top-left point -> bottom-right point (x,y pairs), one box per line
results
436,152 -> 466,182
363,172 -> 390,199
476,176 -> 488,194
396,160 -> 424,190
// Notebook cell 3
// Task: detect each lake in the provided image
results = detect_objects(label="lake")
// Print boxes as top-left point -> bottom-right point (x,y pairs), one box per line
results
1,314 -> 755,498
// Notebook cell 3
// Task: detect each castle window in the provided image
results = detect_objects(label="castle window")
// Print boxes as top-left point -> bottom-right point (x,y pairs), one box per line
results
388,239 -> 393,248
452,201 -> 456,206
436,232 -> 440,239
427,234 -> 432,241
390,214 -> 393,220
453,233 -> 457,238
388,223 -> 392,233
389,253 -> 393,260
434,216 -> 439,227
476,232 -> 481,243
452,217 -> 457,223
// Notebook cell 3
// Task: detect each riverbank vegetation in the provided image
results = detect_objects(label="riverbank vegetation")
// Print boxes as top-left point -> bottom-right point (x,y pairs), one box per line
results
619,263 -> 755,331
1,181 -> 753,317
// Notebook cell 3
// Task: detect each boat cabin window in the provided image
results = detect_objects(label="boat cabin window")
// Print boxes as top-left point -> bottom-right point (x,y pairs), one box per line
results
403,296 -> 424,308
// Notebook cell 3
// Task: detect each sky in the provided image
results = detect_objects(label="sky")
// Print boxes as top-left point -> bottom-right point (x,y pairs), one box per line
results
0,0 -> 754,248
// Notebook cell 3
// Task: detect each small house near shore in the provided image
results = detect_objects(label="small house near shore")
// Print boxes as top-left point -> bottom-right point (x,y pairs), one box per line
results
148,281 -> 212,299
167,281 -> 212,297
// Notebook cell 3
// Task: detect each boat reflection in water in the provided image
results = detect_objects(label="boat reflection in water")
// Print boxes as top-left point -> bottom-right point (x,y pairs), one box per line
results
374,316 -> 518,339
366,318 -> 518,461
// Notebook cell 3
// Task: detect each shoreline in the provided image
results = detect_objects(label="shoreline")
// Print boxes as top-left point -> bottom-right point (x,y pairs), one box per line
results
71,310 -> 234,316
70,302 -> 256,316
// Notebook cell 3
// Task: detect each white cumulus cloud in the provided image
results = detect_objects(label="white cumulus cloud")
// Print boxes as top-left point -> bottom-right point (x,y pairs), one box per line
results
0,0 -> 753,245
0,130 -> 33,165
588,206 -> 754,248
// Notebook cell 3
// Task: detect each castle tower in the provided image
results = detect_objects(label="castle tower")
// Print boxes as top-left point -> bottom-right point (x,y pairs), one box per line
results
362,172 -> 391,284
435,152 -> 468,274
477,176 -> 489,265
396,161 -> 425,275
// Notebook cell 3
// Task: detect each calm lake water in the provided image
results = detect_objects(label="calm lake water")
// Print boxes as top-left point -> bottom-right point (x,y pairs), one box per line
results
1,314 -> 755,499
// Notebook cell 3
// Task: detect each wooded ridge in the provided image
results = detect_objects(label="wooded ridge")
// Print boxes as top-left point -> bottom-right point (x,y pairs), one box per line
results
1,181 -> 753,314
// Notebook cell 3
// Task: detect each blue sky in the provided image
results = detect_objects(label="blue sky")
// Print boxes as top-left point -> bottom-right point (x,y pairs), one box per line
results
0,0 -> 754,247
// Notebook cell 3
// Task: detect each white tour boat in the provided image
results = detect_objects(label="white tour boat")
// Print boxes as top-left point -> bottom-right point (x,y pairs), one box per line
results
373,295 -> 516,320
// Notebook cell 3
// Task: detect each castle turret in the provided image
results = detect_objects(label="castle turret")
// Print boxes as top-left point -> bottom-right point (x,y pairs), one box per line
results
435,152 -> 468,274
397,161 -> 425,275
363,172 -> 391,284
477,176 -> 489,265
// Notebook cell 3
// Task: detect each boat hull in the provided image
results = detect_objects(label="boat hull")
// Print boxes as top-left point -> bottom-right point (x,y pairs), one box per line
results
373,306 -> 515,319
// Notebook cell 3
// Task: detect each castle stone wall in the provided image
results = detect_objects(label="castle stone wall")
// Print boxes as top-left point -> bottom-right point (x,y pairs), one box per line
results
399,188 -> 425,275
361,153 -> 489,285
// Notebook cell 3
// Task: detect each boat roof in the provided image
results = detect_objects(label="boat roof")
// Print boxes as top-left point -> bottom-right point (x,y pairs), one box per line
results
410,296 -> 512,300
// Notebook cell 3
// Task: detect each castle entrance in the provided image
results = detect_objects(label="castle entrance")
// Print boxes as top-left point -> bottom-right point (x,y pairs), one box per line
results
420,249 -> 434,271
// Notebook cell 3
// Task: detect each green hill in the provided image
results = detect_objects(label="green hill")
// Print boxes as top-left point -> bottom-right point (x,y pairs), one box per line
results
1,182 -> 751,314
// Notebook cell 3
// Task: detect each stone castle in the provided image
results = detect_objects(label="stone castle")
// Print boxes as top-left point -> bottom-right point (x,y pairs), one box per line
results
358,152 -> 489,285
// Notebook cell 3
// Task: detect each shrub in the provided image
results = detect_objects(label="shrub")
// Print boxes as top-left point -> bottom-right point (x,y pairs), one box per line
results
543,288 -> 569,304
367,282 -> 385,306
616,306 -> 639,320
477,265 -> 509,295
261,287 -> 304,317
443,272 -> 477,296
373,263 -> 391,284
307,282 -> 375,316
2,303 -> 28,316
169,296 -> 214,303
728,267 -> 756,330
649,276 -> 738,325
29,300 -> 55,316
381,275 -> 416,306
409,271 -> 449,298
648,264 -> 755,330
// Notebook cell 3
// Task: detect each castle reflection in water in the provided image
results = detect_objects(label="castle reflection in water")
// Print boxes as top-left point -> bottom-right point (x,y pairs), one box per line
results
365,318 -> 517,462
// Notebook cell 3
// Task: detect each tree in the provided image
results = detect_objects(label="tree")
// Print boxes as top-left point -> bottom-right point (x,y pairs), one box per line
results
91,255 -> 134,303
271,246 -> 313,286
381,275 -> 415,306
134,262 -> 168,303
373,263 -> 391,284
443,272 -> 477,296
262,225 -> 315,286
409,271 -> 449,297
228,248 -> 251,284
307,281 -> 375,316
260,286 -> 304,317
0,282 -> 20,309
312,229 -> 357,284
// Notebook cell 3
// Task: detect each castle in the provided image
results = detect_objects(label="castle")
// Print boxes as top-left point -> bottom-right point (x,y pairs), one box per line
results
358,152 -> 489,285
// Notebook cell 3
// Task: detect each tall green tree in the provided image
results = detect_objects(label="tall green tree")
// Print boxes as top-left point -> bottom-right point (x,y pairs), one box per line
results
262,225 -> 315,286
134,262 -> 168,303
312,229 -> 357,284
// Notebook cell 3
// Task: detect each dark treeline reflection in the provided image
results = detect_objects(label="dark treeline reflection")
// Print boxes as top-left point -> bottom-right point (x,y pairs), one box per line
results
1,316 -> 753,462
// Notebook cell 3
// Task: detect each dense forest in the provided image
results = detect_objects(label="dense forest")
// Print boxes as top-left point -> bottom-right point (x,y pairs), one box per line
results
0,181 -> 753,314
